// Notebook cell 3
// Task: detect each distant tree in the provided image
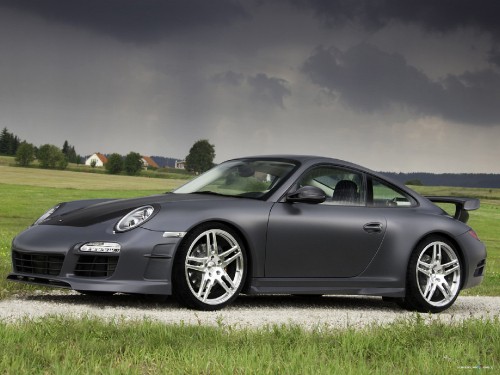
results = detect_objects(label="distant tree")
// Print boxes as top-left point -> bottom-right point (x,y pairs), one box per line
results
62,140 -> 69,155
405,179 -> 423,186
0,127 -> 10,155
15,141 -> 35,167
61,140 -> 80,163
8,135 -> 20,155
105,153 -> 123,174
90,159 -> 97,168
185,139 -> 215,174
0,127 -> 19,156
37,144 -> 68,169
124,152 -> 143,175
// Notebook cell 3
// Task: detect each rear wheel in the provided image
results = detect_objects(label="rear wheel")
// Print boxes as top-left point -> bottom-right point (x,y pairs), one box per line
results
404,236 -> 462,313
173,223 -> 247,311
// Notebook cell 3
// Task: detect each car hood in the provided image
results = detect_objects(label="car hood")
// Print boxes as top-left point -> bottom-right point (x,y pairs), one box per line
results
41,193 -> 237,227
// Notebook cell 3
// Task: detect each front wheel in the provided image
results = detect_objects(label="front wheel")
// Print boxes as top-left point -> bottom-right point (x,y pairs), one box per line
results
172,223 -> 247,311
404,236 -> 462,313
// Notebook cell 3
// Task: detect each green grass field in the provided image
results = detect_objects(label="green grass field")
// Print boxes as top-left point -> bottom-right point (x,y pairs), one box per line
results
1,164 -> 499,374
0,316 -> 498,374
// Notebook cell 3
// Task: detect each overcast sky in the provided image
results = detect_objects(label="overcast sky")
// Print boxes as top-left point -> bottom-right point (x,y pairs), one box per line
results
1,0 -> 500,173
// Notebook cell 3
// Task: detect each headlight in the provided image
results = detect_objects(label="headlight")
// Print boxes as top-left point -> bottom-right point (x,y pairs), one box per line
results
115,205 -> 155,232
33,205 -> 61,225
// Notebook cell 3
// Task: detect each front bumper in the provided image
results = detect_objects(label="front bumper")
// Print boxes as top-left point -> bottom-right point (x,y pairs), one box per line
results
8,224 -> 183,295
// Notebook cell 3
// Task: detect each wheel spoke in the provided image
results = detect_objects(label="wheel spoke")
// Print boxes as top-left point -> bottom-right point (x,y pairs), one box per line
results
219,245 -> 239,259
197,275 -> 216,302
442,259 -> 459,276
186,256 -> 206,272
196,274 -> 210,298
202,279 -> 216,302
186,263 -> 205,272
437,280 -> 452,301
217,276 -> 233,294
208,231 -> 218,254
221,270 -> 236,289
417,260 -> 432,276
432,243 -> 442,264
222,251 -> 242,267
423,280 -> 437,301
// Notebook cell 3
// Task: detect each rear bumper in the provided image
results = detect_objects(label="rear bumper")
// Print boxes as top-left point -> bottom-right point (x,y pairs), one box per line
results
457,231 -> 487,290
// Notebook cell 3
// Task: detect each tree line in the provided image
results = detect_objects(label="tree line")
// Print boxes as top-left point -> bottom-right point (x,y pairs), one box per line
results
1,127 -> 81,169
1,127 -> 216,176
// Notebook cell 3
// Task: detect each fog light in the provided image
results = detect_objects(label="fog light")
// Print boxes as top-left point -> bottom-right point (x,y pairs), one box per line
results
80,242 -> 121,253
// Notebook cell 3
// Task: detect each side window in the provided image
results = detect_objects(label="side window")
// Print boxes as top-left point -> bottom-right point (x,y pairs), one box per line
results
371,178 -> 415,207
296,166 -> 365,206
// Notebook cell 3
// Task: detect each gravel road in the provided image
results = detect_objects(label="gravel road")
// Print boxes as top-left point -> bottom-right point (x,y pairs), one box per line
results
1,292 -> 499,329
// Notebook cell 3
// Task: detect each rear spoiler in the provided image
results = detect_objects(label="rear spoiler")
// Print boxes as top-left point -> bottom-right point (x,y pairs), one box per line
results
425,196 -> 480,224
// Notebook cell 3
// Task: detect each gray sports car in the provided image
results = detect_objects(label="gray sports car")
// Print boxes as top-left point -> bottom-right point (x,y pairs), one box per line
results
8,155 -> 486,312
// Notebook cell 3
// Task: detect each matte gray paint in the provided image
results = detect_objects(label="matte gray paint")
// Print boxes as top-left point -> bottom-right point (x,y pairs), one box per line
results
8,155 -> 486,301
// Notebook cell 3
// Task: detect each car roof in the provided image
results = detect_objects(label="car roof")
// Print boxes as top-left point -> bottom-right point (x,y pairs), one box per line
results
231,154 -> 374,174
229,154 -> 426,204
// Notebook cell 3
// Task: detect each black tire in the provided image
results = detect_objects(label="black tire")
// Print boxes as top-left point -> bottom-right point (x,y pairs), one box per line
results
172,223 -> 247,311
403,236 -> 462,313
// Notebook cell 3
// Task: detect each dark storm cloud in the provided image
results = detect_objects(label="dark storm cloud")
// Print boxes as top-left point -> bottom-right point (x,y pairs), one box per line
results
294,0 -> 500,65
247,74 -> 291,109
0,0 -> 248,43
294,0 -> 500,36
213,71 -> 291,109
302,44 -> 500,125
212,71 -> 245,86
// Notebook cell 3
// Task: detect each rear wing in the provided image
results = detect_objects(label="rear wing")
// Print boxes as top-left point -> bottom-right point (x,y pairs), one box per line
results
425,196 -> 480,224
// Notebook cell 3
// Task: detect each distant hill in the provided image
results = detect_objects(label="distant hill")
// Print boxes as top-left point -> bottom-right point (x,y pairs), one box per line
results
381,172 -> 500,188
150,156 -> 180,168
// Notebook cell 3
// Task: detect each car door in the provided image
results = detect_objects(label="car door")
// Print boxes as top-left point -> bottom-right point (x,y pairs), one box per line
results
265,166 -> 387,278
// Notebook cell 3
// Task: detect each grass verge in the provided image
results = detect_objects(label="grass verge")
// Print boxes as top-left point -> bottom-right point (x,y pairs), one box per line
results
0,316 -> 498,374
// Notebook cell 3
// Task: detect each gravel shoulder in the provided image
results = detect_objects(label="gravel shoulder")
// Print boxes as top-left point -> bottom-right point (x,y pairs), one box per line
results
1,292 -> 499,329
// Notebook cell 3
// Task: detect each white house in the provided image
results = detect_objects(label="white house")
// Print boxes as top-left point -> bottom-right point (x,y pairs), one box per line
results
175,160 -> 186,169
85,153 -> 108,167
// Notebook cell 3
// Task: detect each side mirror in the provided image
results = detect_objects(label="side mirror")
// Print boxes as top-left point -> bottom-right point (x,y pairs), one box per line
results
286,186 -> 326,204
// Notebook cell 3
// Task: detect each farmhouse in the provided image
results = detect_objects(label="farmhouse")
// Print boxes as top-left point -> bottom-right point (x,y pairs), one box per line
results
142,156 -> 159,169
85,153 -> 108,167
175,160 -> 186,169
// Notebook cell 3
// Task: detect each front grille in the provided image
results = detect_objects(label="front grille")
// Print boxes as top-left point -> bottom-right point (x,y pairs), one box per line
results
12,251 -> 64,276
75,255 -> 118,277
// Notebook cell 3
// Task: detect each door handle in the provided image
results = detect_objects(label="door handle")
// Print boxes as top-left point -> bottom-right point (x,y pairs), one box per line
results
363,222 -> 383,233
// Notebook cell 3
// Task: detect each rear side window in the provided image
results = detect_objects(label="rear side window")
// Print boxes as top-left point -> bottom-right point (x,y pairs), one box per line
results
371,178 -> 415,207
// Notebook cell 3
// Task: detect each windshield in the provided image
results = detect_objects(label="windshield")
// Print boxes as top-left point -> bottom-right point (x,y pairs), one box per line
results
173,159 -> 298,199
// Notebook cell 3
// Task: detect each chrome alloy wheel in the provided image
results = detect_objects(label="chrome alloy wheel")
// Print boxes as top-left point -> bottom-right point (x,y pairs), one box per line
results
184,229 -> 245,306
415,241 -> 461,307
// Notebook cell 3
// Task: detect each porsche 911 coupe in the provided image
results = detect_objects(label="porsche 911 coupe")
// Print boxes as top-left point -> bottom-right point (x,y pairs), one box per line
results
8,155 -> 486,312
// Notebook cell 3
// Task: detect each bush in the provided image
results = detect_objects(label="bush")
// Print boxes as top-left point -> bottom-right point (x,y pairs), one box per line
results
105,153 -> 123,174
37,144 -> 68,169
15,142 -> 35,167
124,152 -> 143,176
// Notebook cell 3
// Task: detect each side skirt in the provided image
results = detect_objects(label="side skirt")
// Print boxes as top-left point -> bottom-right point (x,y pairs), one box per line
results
246,277 -> 405,297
